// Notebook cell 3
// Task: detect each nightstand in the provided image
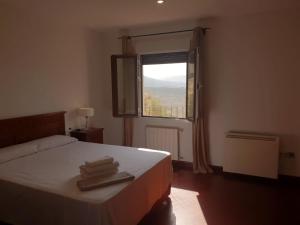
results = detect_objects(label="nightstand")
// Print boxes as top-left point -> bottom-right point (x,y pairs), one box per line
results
70,128 -> 103,144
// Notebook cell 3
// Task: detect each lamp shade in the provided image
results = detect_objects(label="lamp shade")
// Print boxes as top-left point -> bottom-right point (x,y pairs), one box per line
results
78,107 -> 94,117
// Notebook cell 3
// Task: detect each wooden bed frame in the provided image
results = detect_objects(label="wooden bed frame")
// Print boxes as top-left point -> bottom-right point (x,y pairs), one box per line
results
0,111 -> 65,148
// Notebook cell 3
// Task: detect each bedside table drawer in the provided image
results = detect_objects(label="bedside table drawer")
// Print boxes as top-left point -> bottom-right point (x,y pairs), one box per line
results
86,130 -> 103,143
70,128 -> 103,144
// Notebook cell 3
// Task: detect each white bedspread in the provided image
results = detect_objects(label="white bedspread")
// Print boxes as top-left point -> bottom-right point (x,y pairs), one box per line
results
0,141 -> 172,225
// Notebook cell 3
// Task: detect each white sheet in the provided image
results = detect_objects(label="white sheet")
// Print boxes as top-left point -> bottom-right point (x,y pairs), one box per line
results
0,141 -> 172,225
27,135 -> 78,152
0,143 -> 37,164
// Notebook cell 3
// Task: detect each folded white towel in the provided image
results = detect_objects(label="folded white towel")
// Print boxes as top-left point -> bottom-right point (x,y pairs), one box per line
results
80,167 -> 118,179
80,161 -> 119,174
77,172 -> 135,191
84,156 -> 114,168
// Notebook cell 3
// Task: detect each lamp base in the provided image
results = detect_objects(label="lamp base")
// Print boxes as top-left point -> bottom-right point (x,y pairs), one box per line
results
85,116 -> 89,130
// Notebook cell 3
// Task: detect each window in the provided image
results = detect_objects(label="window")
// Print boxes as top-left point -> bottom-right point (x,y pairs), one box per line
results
111,55 -> 138,117
110,51 -> 195,120
141,52 -> 188,119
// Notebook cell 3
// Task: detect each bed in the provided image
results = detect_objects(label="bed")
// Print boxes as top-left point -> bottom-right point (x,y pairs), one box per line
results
0,112 -> 172,225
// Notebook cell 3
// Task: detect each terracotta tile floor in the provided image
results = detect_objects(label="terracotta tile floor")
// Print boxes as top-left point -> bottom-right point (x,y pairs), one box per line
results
139,169 -> 300,225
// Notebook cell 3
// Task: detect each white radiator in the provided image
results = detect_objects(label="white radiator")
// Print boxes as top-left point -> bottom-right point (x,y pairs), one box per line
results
224,132 -> 279,179
146,125 -> 181,160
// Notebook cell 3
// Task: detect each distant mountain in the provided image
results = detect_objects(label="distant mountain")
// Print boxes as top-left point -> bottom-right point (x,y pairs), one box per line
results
144,87 -> 186,105
143,76 -> 185,88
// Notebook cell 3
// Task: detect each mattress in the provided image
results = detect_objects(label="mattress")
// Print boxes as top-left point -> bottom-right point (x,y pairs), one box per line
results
0,141 -> 172,225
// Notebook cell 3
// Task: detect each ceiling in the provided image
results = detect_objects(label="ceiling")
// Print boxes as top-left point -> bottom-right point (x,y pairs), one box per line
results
1,0 -> 300,28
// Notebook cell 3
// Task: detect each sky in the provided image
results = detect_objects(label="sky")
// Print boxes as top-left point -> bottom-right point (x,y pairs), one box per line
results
143,63 -> 187,82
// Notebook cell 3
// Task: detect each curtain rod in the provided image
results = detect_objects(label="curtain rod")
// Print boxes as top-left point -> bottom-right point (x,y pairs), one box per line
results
117,27 -> 210,39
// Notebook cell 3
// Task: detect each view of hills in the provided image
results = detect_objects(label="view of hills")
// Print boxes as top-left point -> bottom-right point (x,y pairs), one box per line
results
143,76 -> 186,118
143,76 -> 185,88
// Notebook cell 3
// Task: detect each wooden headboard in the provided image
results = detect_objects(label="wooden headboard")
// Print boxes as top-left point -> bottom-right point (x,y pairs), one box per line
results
0,111 -> 66,148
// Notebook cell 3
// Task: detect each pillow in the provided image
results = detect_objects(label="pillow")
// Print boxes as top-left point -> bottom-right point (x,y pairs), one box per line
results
28,135 -> 77,152
0,143 -> 38,164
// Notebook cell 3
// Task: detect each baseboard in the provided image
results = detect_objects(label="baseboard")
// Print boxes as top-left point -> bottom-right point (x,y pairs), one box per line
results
172,161 -> 224,173
278,174 -> 300,185
211,165 -> 300,185
210,165 -> 223,174
172,160 -> 193,170
223,171 -> 279,184
172,162 -> 300,185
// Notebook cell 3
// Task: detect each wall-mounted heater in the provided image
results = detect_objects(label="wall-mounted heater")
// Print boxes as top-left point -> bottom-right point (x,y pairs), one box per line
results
224,132 -> 279,179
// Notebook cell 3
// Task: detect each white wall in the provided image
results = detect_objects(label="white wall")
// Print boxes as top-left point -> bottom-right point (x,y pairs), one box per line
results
93,9 -> 300,177
0,5 -> 90,130
205,10 -> 300,176
86,30 -> 124,145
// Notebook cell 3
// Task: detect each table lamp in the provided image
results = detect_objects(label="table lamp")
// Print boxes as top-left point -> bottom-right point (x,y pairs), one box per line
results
78,107 -> 94,130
